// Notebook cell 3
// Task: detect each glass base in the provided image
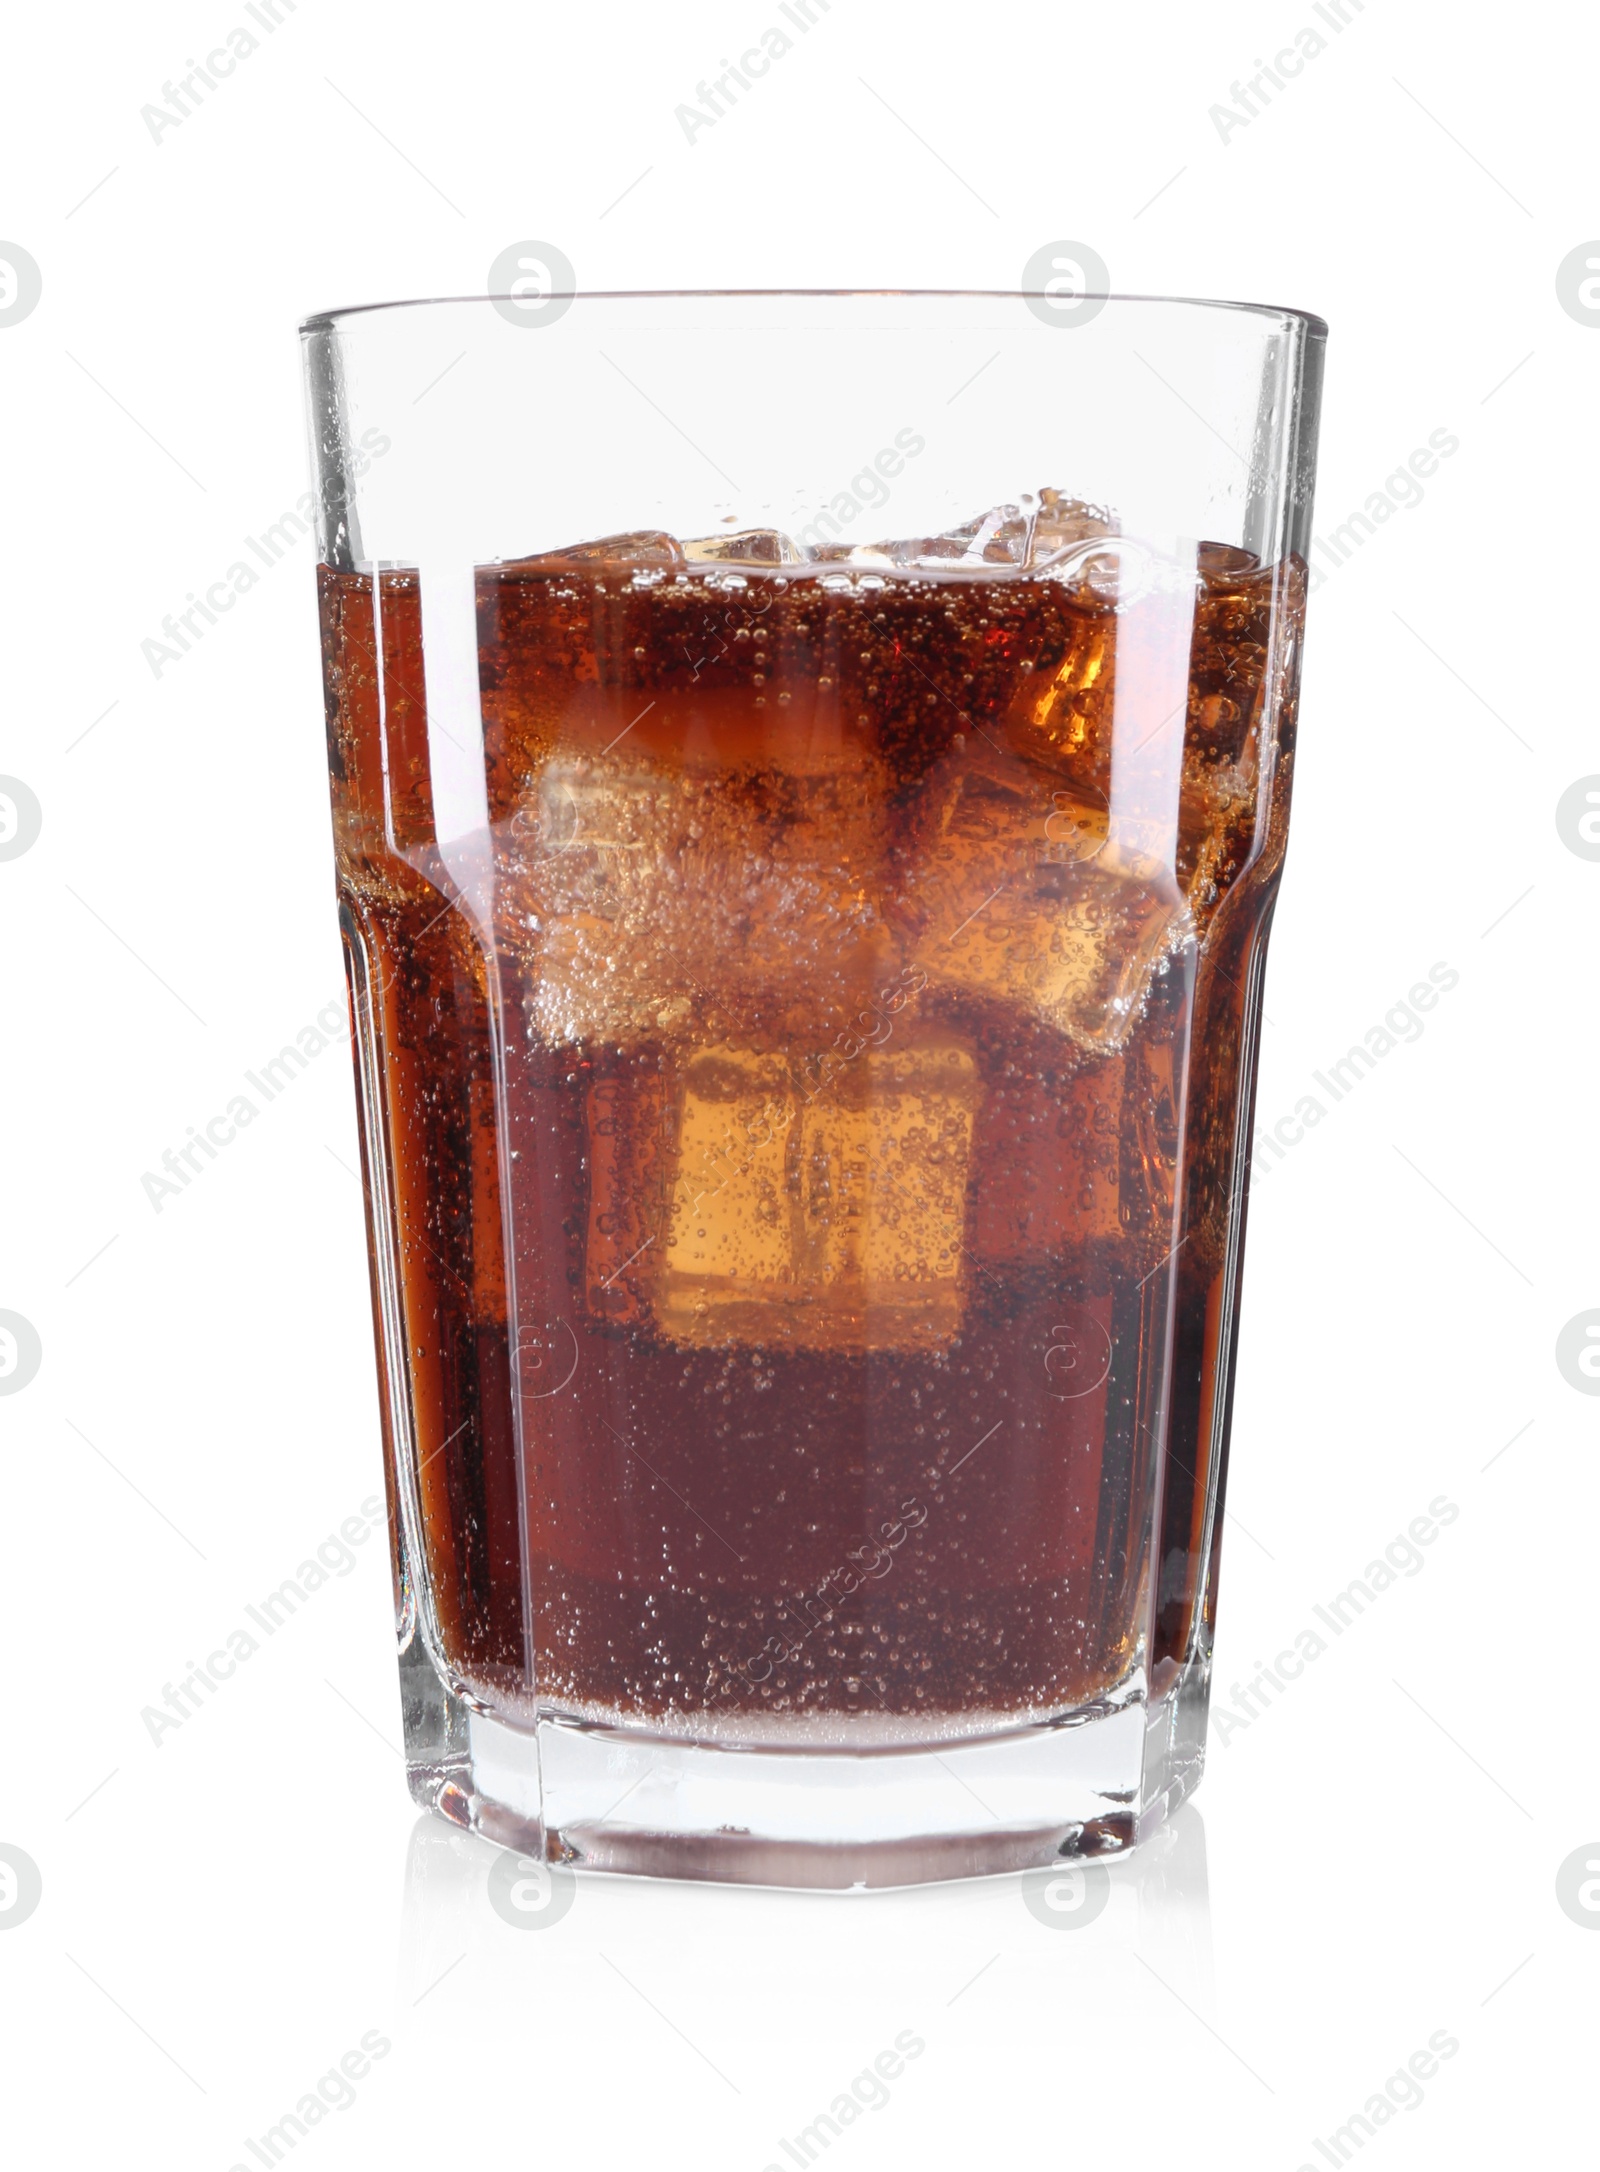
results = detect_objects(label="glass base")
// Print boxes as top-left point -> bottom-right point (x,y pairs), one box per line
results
399,1628 -> 1211,1889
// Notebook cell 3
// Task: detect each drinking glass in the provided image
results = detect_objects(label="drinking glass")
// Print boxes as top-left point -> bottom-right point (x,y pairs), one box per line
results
301,288 -> 1323,1886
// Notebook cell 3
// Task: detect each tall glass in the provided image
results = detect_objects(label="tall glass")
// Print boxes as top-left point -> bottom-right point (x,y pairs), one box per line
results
301,290 -> 1323,1887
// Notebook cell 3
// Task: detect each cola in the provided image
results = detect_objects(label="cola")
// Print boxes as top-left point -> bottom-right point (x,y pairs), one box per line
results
320,506 -> 1303,1742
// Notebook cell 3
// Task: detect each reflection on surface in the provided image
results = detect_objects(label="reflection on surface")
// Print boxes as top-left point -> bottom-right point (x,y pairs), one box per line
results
395,1800 -> 1213,2018
1129,1801 -> 1214,2004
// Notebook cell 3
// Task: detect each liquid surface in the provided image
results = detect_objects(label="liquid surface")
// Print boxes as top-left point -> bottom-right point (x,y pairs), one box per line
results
321,510 -> 1303,1741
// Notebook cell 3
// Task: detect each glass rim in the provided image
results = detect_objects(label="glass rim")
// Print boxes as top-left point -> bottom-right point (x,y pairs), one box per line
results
298,289 -> 1329,339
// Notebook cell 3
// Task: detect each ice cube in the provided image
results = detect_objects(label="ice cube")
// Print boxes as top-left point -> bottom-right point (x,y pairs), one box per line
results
944,505 -> 1032,565
496,530 -> 684,571
499,754 -> 899,1050
803,493 -> 1116,576
802,542 -> 903,569
813,506 -> 1031,572
1028,490 -> 1117,570
683,529 -> 805,564
579,1038 -> 980,1351
896,743 -> 1189,1053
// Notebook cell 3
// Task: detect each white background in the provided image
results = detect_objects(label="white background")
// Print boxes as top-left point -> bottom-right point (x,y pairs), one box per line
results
1,1 -> 1594,2164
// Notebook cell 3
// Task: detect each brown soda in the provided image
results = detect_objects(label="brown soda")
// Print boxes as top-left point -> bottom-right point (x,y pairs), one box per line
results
320,523 -> 1303,1737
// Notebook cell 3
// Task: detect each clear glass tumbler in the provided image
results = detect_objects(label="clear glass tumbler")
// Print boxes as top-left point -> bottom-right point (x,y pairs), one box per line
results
301,288 -> 1323,1886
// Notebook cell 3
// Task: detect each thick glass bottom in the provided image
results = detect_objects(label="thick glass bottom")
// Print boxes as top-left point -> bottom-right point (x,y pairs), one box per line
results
399,1628 -> 1211,1890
